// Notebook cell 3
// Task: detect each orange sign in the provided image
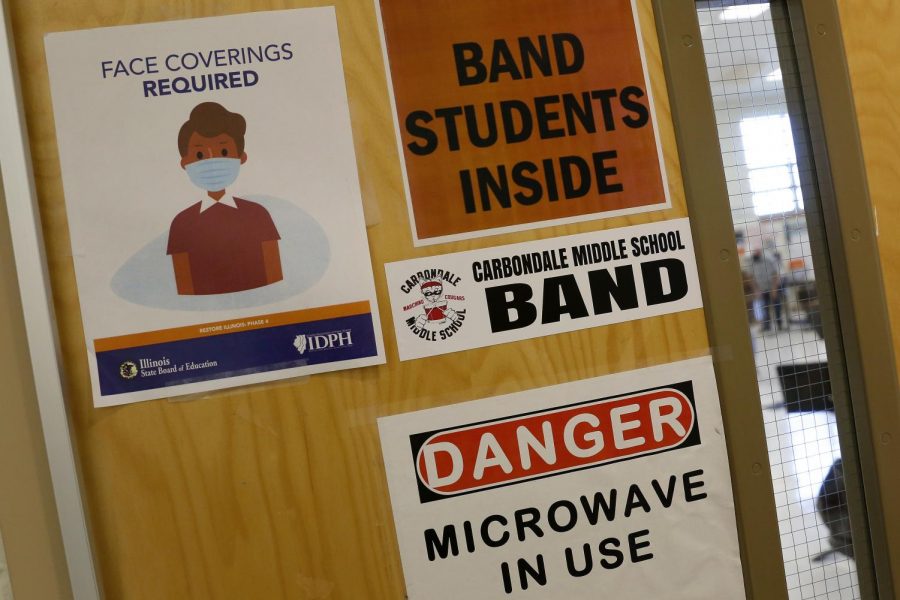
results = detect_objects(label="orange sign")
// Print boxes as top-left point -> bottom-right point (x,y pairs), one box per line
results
377,0 -> 670,245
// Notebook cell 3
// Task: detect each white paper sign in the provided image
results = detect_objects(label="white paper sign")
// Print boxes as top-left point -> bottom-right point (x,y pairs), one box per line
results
45,8 -> 385,406
378,357 -> 745,599
385,218 -> 701,361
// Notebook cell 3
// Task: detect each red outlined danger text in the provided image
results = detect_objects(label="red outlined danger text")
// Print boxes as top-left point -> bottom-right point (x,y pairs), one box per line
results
409,381 -> 700,503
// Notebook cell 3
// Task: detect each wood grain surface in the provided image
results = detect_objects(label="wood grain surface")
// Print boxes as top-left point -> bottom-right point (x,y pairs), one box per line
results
836,0 -> 900,373
7,1 -> 708,598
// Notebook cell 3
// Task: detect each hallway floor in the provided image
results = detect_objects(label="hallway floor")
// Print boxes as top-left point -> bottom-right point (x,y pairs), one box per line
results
754,324 -> 859,599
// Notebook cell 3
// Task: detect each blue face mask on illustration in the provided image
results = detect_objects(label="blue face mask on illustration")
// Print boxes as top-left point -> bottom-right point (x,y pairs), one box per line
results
185,157 -> 241,192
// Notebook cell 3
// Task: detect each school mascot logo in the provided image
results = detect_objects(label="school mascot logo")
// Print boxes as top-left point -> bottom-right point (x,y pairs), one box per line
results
399,270 -> 467,342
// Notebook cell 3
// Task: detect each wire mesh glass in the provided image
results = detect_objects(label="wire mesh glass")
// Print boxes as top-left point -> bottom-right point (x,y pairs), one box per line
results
696,1 -> 860,598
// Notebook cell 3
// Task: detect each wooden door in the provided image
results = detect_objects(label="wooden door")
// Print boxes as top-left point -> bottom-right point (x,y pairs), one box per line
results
6,1 -> 738,598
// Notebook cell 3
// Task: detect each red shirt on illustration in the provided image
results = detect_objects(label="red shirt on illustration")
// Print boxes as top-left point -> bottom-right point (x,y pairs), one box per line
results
167,196 -> 281,295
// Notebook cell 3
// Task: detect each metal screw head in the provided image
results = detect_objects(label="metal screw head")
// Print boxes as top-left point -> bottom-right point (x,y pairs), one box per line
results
719,249 -> 730,261
882,432 -> 892,445
682,35 -> 695,47
816,24 -> 827,36
850,228 -> 861,241
752,462 -> 763,474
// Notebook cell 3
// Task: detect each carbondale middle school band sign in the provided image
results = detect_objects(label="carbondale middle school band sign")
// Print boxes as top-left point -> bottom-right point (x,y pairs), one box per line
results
386,219 -> 700,361
376,0 -> 670,245
44,8 -> 385,407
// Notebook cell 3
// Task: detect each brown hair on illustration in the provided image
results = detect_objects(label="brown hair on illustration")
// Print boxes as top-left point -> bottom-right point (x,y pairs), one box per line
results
177,102 -> 247,156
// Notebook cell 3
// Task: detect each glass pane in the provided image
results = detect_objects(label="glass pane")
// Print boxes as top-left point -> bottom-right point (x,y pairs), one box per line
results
696,1 -> 861,598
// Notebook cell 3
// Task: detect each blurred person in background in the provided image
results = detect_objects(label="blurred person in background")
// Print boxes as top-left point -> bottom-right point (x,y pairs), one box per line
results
751,248 -> 781,331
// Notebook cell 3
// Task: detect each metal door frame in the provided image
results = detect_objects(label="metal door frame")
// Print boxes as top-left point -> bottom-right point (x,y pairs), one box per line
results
0,1 -> 100,598
653,1 -> 900,598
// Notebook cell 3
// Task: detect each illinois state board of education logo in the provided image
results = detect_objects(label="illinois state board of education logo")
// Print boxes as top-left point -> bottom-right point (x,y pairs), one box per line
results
398,269 -> 466,342
119,360 -> 138,379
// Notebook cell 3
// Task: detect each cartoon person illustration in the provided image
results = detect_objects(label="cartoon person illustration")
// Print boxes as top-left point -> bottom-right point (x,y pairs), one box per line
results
415,281 -> 460,328
167,102 -> 283,295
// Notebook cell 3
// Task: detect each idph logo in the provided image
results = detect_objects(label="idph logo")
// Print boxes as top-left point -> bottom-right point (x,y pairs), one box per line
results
294,330 -> 353,355
410,383 -> 699,503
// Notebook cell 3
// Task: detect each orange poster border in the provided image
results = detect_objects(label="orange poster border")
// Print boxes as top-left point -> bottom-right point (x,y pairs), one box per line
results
93,301 -> 371,353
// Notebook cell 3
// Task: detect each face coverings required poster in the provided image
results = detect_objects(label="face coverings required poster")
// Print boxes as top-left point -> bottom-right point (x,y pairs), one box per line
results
378,357 -> 745,599
45,8 -> 385,407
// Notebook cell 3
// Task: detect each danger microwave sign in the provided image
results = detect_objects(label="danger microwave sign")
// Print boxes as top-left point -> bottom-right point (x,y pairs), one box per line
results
378,357 -> 745,599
